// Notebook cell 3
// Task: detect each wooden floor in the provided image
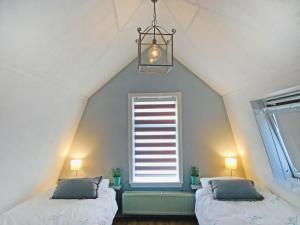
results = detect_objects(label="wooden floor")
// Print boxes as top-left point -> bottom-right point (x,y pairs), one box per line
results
113,217 -> 198,225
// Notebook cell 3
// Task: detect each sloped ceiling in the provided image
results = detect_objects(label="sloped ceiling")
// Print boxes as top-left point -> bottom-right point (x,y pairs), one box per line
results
1,0 -> 299,98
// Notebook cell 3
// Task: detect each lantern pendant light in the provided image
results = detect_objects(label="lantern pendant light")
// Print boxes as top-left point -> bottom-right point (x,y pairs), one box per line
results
137,0 -> 176,74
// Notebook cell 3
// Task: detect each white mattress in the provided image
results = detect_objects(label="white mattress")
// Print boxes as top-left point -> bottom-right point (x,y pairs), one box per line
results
0,187 -> 118,225
195,186 -> 300,225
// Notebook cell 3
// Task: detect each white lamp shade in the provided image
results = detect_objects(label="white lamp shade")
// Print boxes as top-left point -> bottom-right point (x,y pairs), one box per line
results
71,159 -> 82,171
225,157 -> 237,170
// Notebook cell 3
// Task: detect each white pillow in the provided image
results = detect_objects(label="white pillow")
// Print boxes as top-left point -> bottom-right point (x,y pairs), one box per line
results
200,176 -> 242,188
99,178 -> 109,189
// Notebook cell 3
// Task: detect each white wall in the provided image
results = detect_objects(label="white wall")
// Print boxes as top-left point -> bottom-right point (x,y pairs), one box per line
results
0,65 -> 86,213
224,72 -> 300,207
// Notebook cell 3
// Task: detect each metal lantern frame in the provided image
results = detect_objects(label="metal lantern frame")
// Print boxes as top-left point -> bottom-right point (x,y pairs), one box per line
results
137,0 -> 176,73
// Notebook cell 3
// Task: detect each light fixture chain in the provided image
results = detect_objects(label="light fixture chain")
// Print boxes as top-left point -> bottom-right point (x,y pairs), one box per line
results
152,0 -> 157,27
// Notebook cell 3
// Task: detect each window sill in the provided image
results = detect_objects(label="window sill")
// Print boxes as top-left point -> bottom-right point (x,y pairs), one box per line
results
129,182 -> 183,188
286,177 -> 300,192
277,177 -> 300,194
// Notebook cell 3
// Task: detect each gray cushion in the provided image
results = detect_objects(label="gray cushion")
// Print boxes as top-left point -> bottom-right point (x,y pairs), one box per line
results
209,179 -> 264,201
52,176 -> 102,199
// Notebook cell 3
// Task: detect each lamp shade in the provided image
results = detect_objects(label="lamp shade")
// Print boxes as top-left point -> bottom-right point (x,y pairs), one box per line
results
225,157 -> 237,170
70,159 -> 82,171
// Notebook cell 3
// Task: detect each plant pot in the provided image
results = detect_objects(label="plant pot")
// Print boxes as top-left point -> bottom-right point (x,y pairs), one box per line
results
114,176 -> 121,186
191,176 -> 199,185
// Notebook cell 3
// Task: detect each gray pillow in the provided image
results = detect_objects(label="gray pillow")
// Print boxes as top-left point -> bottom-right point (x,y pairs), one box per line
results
209,179 -> 264,201
52,176 -> 102,199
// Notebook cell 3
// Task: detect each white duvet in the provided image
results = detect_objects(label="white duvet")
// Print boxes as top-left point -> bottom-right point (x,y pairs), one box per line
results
0,188 -> 118,225
195,186 -> 300,225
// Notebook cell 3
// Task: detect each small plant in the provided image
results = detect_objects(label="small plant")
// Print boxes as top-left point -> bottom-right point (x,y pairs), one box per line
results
191,166 -> 199,185
191,166 -> 199,177
112,168 -> 122,177
112,168 -> 122,186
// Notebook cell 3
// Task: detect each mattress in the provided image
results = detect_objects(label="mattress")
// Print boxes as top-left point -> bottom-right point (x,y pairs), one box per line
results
0,187 -> 118,225
195,186 -> 300,225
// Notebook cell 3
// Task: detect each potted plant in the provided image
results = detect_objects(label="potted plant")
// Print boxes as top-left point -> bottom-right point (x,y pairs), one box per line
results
112,168 -> 122,186
191,166 -> 199,185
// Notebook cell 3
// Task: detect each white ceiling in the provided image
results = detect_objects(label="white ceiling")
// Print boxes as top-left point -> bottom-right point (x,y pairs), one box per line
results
1,0 -> 300,97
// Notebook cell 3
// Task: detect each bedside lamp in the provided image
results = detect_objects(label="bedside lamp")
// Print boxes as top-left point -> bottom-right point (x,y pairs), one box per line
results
71,159 -> 82,177
225,157 -> 237,176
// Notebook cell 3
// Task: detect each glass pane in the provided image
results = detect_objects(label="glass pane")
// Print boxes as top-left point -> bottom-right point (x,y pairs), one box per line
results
138,32 -> 173,67
275,110 -> 300,172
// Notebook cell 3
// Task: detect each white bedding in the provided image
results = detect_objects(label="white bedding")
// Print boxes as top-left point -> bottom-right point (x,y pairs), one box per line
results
0,187 -> 118,225
195,186 -> 300,225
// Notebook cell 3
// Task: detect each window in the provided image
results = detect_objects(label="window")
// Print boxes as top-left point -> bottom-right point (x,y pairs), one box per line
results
264,94 -> 300,179
128,93 -> 183,187
254,91 -> 300,180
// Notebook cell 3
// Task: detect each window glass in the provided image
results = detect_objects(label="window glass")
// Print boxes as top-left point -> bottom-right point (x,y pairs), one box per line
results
274,110 -> 300,174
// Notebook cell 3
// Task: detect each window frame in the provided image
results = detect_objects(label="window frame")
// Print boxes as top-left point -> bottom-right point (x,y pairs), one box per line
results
128,92 -> 183,188
252,91 -> 300,185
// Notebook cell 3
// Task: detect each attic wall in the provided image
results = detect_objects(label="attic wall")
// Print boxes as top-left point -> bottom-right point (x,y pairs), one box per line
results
224,72 -> 300,207
0,66 -> 86,213
60,58 -> 244,190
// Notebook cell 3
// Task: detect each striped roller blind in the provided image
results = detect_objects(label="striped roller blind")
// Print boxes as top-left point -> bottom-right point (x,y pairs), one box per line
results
131,95 -> 180,183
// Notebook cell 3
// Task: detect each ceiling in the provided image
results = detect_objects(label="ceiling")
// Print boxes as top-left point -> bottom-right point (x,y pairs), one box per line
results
1,0 -> 300,97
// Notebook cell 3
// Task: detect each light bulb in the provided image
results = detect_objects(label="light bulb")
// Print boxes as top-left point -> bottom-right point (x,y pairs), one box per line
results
149,57 -> 155,64
148,43 -> 161,62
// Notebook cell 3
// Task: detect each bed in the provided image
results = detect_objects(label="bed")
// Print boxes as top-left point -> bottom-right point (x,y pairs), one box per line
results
195,178 -> 300,225
0,179 -> 118,225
